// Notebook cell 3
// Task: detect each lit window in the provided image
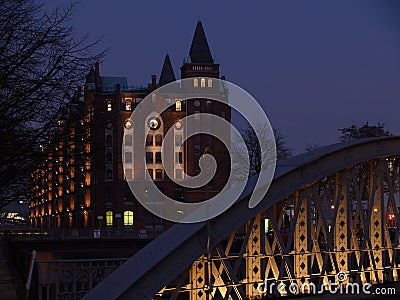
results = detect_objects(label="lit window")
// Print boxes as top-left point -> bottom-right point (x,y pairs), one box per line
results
154,134 -> 162,146
194,78 -> 198,87
125,99 -> 132,111
146,152 -> 153,164
106,100 -> 112,111
175,152 -> 182,164
125,169 -> 132,180
106,211 -> 113,226
201,78 -> 205,87
208,79 -> 213,87
124,119 -> 133,129
176,100 -> 182,111
124,210 -> 134,226
175,121 -> 183,130
155,169 -> 163,180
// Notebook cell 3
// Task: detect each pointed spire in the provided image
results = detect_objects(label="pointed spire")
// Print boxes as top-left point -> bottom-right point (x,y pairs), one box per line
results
189,21 -> 213,64
159,54 -> 176,86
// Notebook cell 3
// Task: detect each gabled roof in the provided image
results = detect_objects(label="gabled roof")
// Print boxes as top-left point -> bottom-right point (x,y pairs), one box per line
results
159,54 -> 176,86
189,21 -> 213,64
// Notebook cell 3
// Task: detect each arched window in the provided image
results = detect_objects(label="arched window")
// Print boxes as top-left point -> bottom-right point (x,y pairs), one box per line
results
106,211 -> 113,226
124,210 -> 134,226
208,79 -> 213,87
201,78 -> 205,87
193,78 -> 198,87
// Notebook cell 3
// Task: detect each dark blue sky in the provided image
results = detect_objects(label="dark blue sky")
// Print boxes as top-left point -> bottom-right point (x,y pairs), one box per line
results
47,0 -> 400,153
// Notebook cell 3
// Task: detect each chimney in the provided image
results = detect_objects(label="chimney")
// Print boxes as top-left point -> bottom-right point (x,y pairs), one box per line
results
151,75 -> 156,85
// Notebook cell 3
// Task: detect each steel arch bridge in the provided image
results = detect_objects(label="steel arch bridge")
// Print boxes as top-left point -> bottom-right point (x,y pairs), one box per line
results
85,137 -> 400,300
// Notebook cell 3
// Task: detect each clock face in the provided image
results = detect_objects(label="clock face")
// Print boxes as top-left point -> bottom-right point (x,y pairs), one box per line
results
124,119 -> 133,129
148,117 -> 160,130
106,122 -> 113,129
194,100 -> 200,107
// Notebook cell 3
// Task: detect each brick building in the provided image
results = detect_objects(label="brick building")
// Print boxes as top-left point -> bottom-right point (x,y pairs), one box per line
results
29,21 -> 231,231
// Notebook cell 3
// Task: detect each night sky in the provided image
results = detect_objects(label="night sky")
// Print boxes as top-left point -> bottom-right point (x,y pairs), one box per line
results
47,0 -> 400,153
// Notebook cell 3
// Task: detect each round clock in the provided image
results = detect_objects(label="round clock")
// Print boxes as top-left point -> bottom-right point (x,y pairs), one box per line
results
148,117 -> 160,130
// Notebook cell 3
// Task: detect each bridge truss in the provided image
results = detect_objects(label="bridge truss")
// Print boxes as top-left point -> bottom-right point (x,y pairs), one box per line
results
85,137 -> 400,299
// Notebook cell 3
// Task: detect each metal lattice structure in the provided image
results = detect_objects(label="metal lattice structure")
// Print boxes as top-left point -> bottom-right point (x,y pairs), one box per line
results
84,137 -> 400,299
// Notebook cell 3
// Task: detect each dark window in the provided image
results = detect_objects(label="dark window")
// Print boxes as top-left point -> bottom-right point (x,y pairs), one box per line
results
105,168 -> 113,180
155,152 -> 162,163
155,134 -> 162,146
155,169 -> 163,179
106,135 -> 112,148
174,188 -> 184,201
146,152 -> 153,164
105,152 -> 112,163
125,152 -> 132,163
105,189 -> 112,204
175,152 -> 182,163
194,145 -> 200,156
175,134 -> 182,146
125,134 -> 132,146
147,169 -> 153,180
146,135 -> 153,146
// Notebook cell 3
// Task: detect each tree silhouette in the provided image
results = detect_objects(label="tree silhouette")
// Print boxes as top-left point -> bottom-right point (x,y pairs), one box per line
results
338,122 -> 392,142
0,0 -> 103,208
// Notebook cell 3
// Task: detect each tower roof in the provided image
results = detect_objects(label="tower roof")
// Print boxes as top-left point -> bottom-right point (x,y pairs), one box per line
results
189,21 -> 213,64
159,54 -> 176,86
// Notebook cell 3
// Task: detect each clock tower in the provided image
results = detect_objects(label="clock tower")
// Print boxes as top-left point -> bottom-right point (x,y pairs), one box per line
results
181,21 -> 219,79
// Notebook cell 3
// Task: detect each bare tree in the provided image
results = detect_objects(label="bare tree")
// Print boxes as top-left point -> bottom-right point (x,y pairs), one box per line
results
231,123 -> 292,181
305,143 -> 322,152
0,0 -> 103,208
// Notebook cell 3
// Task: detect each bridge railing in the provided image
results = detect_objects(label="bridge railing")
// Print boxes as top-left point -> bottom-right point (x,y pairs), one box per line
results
35,258 -> 128,300
1,227 -> 165,240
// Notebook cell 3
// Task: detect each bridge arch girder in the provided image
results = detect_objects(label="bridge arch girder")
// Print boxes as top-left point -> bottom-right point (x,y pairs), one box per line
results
84,137 -> 400,299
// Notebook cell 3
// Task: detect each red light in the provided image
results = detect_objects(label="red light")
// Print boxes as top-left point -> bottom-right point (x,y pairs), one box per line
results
388,214 -> 395,220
